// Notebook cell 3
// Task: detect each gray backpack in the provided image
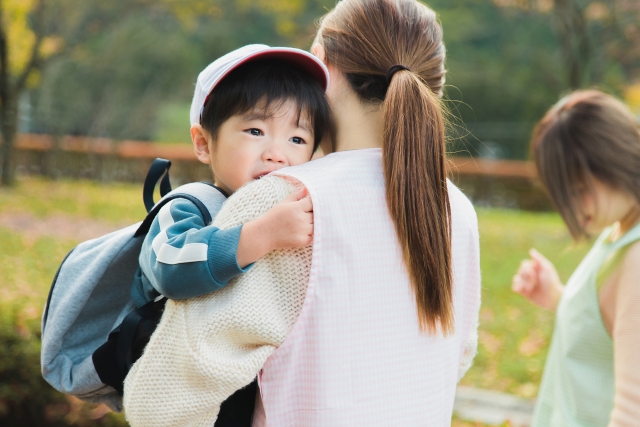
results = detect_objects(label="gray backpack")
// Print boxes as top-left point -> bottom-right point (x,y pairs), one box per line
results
40,158 -> 227,412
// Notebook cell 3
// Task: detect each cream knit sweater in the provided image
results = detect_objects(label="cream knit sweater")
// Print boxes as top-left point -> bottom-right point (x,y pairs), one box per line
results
123,176 -> 478,427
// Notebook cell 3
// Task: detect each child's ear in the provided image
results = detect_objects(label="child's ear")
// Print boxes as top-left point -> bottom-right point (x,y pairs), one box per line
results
191,124 -> 213,165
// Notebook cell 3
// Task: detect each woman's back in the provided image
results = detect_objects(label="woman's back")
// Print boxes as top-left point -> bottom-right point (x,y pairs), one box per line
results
254,149 -> 480,426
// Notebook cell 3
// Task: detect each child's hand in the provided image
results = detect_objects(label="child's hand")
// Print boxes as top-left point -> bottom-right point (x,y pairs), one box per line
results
512,249 -> 564,312
262,188 -> 313,250
236,188 -> 313,268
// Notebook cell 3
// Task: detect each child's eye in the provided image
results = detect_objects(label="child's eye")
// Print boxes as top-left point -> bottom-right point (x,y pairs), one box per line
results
246,128 -> 263,136
290,136 -> 307,145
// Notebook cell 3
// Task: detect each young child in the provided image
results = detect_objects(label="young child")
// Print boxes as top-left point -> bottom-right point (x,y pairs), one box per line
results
93,45 -> 331,396
512,90 -> 640,426
130,44 -> 331,308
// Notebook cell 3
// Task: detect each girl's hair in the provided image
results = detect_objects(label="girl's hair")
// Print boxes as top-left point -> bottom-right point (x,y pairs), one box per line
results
317,0 -> 452,334
201,59 -> 331,152
531,90 -> 640,239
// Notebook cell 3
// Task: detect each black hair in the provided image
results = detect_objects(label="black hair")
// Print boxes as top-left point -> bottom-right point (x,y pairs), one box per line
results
200,59 -> 331,152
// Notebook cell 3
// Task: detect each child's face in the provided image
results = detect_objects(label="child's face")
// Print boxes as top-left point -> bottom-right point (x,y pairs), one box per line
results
197,101 -> 315,194
577,179 -> 639,235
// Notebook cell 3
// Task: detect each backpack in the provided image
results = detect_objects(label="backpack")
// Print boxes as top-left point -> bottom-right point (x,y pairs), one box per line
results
40,158 -> 227,412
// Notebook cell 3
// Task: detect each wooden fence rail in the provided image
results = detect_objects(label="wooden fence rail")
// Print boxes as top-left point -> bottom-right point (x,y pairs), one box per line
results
8,133 -> 551,210
12,133 -> 537,178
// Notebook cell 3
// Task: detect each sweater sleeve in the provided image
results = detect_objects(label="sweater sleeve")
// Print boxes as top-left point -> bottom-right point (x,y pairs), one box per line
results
123,176 -> 311,427
608,242 -> 640,427
136,198 -> 250,302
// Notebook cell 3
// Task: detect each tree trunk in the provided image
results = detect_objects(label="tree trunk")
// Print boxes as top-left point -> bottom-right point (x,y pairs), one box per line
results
553,0 -> 591,89
1,92 -> 18,186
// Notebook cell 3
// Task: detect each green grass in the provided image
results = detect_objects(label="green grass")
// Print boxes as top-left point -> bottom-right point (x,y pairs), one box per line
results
0,176 -> 147,224
0,177 -> 594,424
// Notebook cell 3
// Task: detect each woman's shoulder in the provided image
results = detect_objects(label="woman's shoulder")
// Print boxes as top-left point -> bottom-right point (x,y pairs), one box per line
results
618,240 -> 640,283
233,175 -> 297,202
213,176 -> 297,229
605,239 -> 640,315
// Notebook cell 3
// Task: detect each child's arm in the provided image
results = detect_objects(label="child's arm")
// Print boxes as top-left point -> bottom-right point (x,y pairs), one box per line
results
236,188 -> 313,268
512,249 -> 564,311
608,242 -> 640,427
138,199 -> 250,301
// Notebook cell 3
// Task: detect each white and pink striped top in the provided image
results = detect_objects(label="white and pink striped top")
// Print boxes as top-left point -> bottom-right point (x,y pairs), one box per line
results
254,148 -> 481,426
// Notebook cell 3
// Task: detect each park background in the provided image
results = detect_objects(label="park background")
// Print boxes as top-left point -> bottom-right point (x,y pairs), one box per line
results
0,0 -> 639,425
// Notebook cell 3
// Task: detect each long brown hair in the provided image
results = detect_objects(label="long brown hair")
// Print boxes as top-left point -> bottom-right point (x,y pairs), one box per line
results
318,0 -> 453,334
531,90 -> 640,239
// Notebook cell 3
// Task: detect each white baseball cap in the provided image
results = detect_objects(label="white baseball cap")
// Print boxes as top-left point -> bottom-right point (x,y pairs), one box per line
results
190,44 -> 330,126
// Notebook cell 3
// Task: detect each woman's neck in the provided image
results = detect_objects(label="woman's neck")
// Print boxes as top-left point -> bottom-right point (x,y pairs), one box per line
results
331,86 -> 384,152
608,204 -> 640,242
618,204 -> 640,235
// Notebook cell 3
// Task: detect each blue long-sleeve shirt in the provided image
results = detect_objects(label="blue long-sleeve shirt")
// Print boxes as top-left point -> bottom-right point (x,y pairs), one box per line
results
130,194 -> 252,307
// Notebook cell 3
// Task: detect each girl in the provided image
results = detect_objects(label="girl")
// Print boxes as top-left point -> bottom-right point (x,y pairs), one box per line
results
123,0 -> 481,426
513,90 -> 640,427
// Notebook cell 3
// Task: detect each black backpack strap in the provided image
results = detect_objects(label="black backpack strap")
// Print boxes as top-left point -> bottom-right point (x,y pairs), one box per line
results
143,158 -> 173,213
136,159 -> 216,238
92,296 -> 167,396
134,193 -> 212,237
115,296 -> 167,378
92,191 -> 211,395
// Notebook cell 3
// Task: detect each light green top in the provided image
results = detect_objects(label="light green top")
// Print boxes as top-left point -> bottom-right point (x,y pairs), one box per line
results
532,222 -> 640,427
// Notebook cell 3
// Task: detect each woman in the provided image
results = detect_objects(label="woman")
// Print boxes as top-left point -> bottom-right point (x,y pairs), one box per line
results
513,90 -> 640,426
123,1 -> 481,426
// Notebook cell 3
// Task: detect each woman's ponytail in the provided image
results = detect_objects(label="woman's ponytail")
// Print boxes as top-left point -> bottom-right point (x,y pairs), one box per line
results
383,71 -> 453,335
319,0 -> 453,334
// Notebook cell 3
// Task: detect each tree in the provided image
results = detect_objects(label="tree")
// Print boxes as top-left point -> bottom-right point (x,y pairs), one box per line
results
493,0 -> 640,89
0,0 -> 150,186
0,0 -> 47,186
28,0 -> 331,142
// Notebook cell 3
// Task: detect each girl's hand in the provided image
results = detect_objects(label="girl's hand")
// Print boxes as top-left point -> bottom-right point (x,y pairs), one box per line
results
236,188 -> 313,268
512,249 -> 564,311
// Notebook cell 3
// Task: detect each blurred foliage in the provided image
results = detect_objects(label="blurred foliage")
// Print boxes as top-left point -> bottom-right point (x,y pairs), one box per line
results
154,103 -> 192,144
491,0 -> 640,89
0,177 -> 151,424
0,302 -> 127,426
26,0 -> 331,141
15,0 -> 640,158
626,82 -> 640,114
